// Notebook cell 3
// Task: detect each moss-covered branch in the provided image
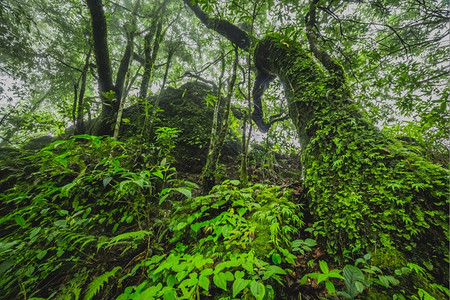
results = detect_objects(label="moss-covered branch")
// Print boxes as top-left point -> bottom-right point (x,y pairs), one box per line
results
182,0 -> 251,51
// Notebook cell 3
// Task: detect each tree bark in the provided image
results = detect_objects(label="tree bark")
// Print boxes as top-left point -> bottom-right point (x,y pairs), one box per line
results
182,0 -> 251,51
254,34 -> 449,278
75,47 -> 92,134
115,27 -> 136,109
139,21 -> 163,100
86,0 -> 115,111
86,0 -> 117,135
201,47 -> 238,193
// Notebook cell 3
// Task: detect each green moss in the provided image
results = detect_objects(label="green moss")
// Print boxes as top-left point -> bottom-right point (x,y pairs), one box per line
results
249,222 -> 273,257
254,35 -> 450,283
365,292 -> 391,300
372,248 -> 408,272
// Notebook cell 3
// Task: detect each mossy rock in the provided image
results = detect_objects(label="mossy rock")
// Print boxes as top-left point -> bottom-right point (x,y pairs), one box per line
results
152,82 -> 240,173
372,248 -> 408,273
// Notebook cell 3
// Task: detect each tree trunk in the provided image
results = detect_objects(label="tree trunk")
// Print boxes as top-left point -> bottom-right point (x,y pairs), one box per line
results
112,1 -> 139,140
201,47 -> 238,193
139,19 -> 160,100
254,34 -> 449,278
86,0 -> 116,135
75,47 -> 92,134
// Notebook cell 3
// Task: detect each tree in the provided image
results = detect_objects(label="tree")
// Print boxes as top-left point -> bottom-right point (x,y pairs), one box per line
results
185,0 -> 449,279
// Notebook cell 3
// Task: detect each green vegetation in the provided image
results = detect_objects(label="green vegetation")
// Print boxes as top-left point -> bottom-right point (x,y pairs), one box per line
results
1,0 -> 448,299
0,132 -> 448,299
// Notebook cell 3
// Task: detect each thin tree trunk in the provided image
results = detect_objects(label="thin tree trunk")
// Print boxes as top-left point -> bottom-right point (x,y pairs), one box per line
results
142,50 -> 174,141
113,0 -> 139,139
113,71 -> 131,140
139,18 -> 159,100
72,83 -> 78,126
201,47 -> 238,192
239,3 -> 260,187
139,0 -> 169,100
76,47 -> 92,134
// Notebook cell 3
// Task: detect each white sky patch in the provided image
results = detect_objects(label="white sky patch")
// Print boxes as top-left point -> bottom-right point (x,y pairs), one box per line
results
0,75 -> 22,106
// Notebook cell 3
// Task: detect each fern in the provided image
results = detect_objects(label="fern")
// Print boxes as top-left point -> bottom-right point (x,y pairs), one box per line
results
84,266 -> 121,300
97,230 -> 152,250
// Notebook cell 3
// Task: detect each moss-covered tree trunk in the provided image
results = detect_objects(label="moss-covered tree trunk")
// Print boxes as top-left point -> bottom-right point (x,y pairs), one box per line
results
254,35 -> 449,278
184,0 -> 448,281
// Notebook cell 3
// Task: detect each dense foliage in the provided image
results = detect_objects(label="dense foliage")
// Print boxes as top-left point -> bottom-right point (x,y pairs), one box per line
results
1,134 -> 448,299
0,0 -> 448,299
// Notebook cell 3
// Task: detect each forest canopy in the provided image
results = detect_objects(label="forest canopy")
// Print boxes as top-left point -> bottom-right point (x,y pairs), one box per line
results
0,0 -> 449,299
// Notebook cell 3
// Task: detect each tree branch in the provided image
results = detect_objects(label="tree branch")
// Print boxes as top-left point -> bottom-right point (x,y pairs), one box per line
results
305,0 -> 345,80
182,0 -> 251,51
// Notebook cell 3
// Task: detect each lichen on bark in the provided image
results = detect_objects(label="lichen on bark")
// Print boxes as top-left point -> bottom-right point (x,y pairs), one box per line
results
254,34 -> 449,280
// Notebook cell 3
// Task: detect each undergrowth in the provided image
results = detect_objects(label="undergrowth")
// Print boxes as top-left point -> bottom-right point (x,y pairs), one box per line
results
0,132 -> 448,299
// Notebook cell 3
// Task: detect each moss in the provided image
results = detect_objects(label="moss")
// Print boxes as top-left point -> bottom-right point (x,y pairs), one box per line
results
250,222 -> 273,257
254,35 -> 450,283
372,248 -> 408,272
365,292 -> 391,300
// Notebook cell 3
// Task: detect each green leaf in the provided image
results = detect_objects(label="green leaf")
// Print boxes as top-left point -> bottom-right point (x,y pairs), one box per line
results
198,274 -> 210,291
166,274 -> 176,287
317,273 -> 328,284
234,270 -> 245,279
229,180 -> 240,185
325,280 -> 336,295
213,273 -> 227,291
152,171 -> 164,180
266,265 -> 286,275
272,253 -> 282,264
328,270 -> 344,280
15,216 -> 26,227
176,188 -> 192,199
103,176 -> 113,187
200,268 -> 213,276
163,288 -> 176,300
337,291 -> 352,299
54,219 -> 67,228
223,271 -> 234,281
343,265 -> 365,297
250,281 -> 265,300
355,281 -> 364,293
135,283 -> 163,300
36,250 -> 47,260
232,278 -> 250,297
134,178 -> 144,188
305,238 -> 317,247
265,285 -> 275,300
30,227 -> 41,239
319,260 -> 329,274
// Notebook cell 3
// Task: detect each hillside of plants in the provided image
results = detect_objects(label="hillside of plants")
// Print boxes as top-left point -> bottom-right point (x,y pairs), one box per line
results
1,0 -> 449,299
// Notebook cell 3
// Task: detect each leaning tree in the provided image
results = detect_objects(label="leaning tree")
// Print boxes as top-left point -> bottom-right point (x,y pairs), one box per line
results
184,0 -> 449,281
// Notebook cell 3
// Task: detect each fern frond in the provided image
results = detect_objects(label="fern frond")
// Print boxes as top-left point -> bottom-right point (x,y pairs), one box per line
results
84,266 -> 121,300
97,230 -> 152,250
